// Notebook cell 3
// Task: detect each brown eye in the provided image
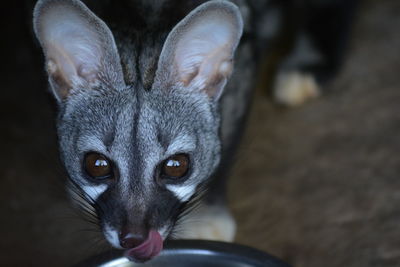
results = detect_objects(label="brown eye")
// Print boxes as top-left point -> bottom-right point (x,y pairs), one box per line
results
84,152 -> 113,179
161,154 -> 190,179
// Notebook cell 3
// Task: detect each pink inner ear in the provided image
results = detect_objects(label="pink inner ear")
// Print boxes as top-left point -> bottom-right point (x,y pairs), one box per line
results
174,27 -> 232,85
48,35 -> 102,83
38,2 -> 105,87
48,47 -> 77,85
34,0 -> 125,101
151,1 -> 243,97
166,5 -> 241,99
77,65 -> 100,84
178,41 -> 233,98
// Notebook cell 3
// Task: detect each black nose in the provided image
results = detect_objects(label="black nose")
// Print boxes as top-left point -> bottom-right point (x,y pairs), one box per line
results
119,227 -> 146,249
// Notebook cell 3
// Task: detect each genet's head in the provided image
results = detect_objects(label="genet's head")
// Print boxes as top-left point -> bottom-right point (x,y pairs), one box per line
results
33,0 -> 243,261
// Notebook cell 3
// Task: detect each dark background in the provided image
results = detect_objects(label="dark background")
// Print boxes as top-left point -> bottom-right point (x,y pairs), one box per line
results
1,0 -> 400,266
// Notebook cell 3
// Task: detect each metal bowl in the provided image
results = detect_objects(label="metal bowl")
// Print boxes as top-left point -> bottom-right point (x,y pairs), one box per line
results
76,240 -> 291,267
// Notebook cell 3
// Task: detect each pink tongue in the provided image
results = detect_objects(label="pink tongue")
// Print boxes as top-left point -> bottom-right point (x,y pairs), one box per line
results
124,230 -> 163,262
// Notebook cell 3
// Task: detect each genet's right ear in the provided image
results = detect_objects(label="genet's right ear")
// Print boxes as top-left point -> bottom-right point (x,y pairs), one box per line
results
33,0 -> 125,102
153,1 -> 243,101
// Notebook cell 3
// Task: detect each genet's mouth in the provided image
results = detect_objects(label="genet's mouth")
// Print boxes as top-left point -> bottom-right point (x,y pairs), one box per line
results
124,230 -> 163,262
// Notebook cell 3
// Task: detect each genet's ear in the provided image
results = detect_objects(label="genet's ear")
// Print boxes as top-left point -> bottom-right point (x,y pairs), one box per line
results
153,1 -> 243,101
33,0 -> 125,101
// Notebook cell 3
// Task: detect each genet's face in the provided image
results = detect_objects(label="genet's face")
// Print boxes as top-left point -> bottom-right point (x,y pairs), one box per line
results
58,88 -> 221,260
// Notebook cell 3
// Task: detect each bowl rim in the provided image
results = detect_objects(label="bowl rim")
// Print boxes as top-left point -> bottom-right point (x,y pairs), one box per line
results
74,239 -> 291,267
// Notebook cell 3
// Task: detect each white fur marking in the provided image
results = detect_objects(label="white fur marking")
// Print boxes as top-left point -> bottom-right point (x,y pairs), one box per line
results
104,224 -> 122,249
82,184 -> 108,201
166,184 -> 196,202
158,225 -> 169,240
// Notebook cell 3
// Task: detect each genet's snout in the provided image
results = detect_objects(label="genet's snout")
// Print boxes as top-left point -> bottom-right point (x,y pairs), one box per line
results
119,228 -> 164,262
119,227 -> 147,249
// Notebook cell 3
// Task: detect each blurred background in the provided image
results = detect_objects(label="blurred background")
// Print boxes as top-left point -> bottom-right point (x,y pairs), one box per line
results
1,0 -> 400,266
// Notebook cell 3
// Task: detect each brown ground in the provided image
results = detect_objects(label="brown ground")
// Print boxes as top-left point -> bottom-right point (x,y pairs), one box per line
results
231,1 -> 400,266
1,0 -> 399,266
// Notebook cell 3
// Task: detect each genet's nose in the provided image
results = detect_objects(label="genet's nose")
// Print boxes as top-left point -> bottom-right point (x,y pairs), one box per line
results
119,227 -> 147,249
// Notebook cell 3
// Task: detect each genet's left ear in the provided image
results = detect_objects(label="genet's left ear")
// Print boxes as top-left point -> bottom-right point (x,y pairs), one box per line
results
33,0 -> 125,102
152,1 -> 243,101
